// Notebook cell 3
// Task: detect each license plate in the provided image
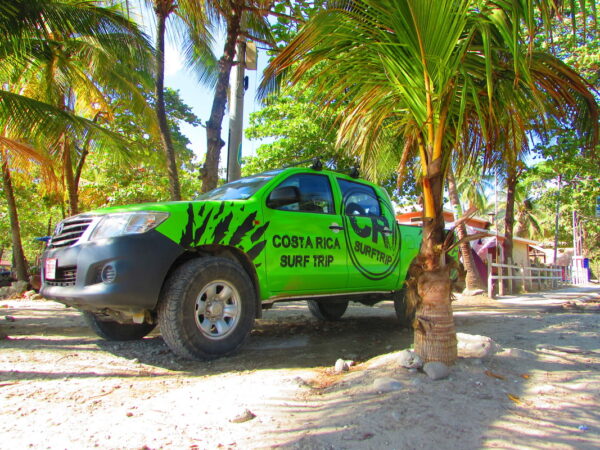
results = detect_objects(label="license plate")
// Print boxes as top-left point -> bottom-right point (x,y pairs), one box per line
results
45,258 -> 57,280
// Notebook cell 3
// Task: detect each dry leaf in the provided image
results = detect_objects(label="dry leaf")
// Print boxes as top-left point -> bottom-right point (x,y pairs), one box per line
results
507,394 -> 522,404
484,370 -> 506,380
520,373 -> 531,379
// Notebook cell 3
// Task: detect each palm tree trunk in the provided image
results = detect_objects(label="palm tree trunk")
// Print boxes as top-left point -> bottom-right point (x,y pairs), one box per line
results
1,148 -> 28,281
413,160 -> 457,365
62,137 -> 79,216
515,208 -> 528,237
447,168 -> 485,291
201,3 -> 243,193
155,5 -> 181,201
504,168 -> 517,264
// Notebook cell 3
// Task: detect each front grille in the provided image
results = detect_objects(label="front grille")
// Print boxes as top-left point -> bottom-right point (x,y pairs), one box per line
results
45,266 -> 77,287
49,216 -> 94,248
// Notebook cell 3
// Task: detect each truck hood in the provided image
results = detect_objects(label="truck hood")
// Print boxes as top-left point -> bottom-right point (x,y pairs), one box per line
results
88,201 -> 191,215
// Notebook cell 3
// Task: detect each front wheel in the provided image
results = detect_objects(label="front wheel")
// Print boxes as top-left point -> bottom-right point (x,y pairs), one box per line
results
307,300 -> 349,321
158,257 -> 256,360
83,312 -> 156,341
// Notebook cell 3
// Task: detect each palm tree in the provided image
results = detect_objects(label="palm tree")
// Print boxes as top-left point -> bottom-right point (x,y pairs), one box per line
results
494,53 -> 598,266
1,0 -> 153,275
262,0 -> 594,364
4,1 -> 154,215
447,167 -> 485,291
144,0 -> 216,200
515,197 -> 543,239
1,0 -> 151,130
0,137 -> 56,281
454,165 -> 495,215
199,0 -> 274,192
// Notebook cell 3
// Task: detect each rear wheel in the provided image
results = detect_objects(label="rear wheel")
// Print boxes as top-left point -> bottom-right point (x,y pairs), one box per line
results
83,312 -> 156,341
307,300 -> 349,321
393,288 -> 413,328
158,257 -> 256,360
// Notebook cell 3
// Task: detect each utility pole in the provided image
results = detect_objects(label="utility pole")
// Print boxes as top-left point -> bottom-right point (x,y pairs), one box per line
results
572,210 -> 579,257
553,174 -> 561,264
226,40 -> 245,182
226,41 -> 257,182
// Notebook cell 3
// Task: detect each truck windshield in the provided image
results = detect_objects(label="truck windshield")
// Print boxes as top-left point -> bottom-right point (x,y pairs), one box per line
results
196,171 -> 281,201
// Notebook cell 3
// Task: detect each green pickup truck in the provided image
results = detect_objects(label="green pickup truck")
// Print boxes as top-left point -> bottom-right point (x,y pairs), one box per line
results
41,166 -> 422,360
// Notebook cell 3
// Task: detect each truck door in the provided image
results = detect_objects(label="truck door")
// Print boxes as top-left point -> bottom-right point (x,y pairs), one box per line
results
263,173 -> 348,293
337,178 -> 401,290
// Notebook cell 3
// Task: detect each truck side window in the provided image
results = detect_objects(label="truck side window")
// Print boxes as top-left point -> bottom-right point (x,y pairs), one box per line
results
337,179 -> 381,216
267,174 -> 335,214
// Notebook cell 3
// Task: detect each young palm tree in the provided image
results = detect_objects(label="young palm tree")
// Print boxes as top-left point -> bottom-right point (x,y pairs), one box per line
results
262,0 -> 595,363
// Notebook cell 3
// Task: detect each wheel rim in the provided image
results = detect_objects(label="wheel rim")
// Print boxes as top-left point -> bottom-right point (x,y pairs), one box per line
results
194,280 -> 241,340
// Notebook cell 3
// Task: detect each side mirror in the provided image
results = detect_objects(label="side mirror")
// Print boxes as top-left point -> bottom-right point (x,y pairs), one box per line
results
267,186 -> 301,209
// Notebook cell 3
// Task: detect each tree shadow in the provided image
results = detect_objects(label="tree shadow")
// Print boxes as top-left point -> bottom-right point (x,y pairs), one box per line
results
1,301 -> 412,376
1,298 -> 599,449
256,308 -> 600,449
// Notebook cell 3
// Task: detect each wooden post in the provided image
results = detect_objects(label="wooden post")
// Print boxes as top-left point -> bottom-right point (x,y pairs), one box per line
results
487,254 -> 494,299
498,259 -> 504,297
519,264 -> 526,293
507,257 -> 513,294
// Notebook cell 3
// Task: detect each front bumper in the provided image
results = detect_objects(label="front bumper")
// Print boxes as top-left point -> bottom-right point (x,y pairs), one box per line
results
41,230 -> 184,312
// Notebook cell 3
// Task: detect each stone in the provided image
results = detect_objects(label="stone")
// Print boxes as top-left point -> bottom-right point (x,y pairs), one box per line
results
372,377 -> 403,393
334,358 -> 350,373
457,333 -> 500,359
229,409 -> 256,423
423,362 -> 450,380
397,349 -> 424,369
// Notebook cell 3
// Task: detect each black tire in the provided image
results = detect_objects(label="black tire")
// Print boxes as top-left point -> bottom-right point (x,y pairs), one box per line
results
83,312 -> 156,341
307,300 -> 349,321
157,257 -> 256,360
393,288 -> 413,328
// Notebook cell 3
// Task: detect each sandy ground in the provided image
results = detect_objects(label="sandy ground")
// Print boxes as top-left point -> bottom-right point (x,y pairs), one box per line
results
1,286 -> 599,449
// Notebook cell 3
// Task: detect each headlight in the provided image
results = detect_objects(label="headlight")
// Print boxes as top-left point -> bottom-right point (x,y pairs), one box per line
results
89,212 -> 169,241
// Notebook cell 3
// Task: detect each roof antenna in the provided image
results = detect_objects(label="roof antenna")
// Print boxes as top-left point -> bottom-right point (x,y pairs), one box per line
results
311,157 -> 323,171
349,166 -> 360,178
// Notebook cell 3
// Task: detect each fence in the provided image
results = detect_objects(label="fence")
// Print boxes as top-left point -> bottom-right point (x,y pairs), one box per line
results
486,254 -> 568,299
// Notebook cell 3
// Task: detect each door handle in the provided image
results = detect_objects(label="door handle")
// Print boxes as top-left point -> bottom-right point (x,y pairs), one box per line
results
329,224 -> 344,231
382,227 -> 393,235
